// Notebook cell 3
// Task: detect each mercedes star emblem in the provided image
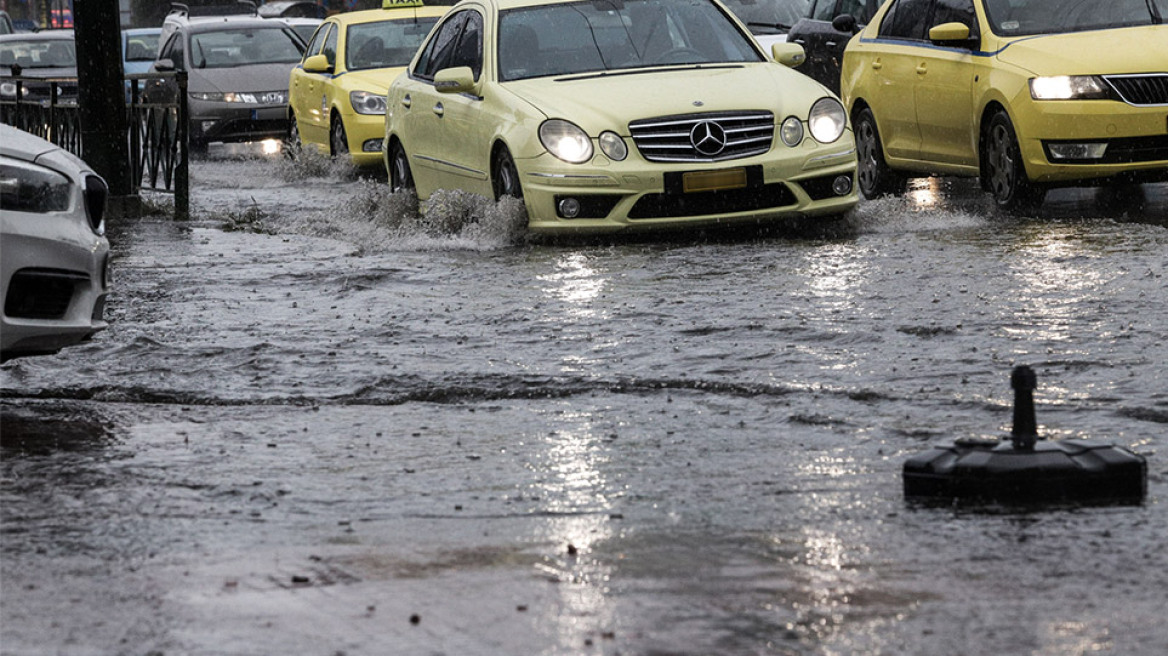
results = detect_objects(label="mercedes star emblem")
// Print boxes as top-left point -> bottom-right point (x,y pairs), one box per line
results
690,121 -> 727,157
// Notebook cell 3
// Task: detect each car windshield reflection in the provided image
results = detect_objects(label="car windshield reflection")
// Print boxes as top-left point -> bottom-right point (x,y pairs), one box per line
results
345,18 -> 440,71
497,0 -> 763,82
190,28 -> 303,68
983,0 -> 1167,36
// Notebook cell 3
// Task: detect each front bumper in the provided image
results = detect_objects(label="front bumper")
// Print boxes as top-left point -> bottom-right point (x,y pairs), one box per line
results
339,111 -> 386,168
518,136 -> 859,235
1014,99 -> 1168,185
189,102 -> 289,145
1,215 -> 110,360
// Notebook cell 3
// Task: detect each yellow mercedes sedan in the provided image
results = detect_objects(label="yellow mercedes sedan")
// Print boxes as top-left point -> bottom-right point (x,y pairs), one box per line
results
384,0 -> 859,235
287,1 -> 449,167
839,0 -> 1168,211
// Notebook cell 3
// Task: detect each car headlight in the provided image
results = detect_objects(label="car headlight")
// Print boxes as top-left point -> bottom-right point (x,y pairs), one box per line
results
189,91 -> 287,104
598,131 -> 627,161
808,97 -> 847,144
350,91 -> 387,115
780,116 -> 804,147
1029,76 -> 1110,100
539,119 -> 593,164
0,157 -> 73,214
0,81 -> 17,98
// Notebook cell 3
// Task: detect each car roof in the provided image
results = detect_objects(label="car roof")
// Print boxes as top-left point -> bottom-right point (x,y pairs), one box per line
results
329,5 -> 450,26
180,17 -> 291,33
0,30 -> 75,42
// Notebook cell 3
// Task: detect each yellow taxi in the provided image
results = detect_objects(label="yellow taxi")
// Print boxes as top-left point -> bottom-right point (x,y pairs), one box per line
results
384,0 -> 859,235
287,1 -> 448,166
838,0 -> 1168,211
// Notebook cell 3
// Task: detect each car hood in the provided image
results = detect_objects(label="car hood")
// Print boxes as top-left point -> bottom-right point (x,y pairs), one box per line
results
995,25 -> 1168,75
0,124 -> 91,178
190,62 -> 297,93
339,68 -> 406,93
500,63 -> 834,135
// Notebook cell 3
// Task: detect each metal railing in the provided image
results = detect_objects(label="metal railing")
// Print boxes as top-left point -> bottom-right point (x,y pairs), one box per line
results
1,71 -> 190,219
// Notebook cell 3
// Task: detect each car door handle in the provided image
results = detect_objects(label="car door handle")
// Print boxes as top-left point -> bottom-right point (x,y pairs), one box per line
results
871,59 -> 883,70
792,38 -> 806,45
826,41 -> 837,48
433,102 -> 444,117
401,94 -> 411,109
916,63 -> 928,75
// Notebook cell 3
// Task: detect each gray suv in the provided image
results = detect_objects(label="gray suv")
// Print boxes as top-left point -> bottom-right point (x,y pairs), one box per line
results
146,2 -> 304,154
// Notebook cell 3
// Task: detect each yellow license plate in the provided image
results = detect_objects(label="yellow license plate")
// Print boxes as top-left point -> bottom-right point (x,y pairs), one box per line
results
682,168 -> 747,193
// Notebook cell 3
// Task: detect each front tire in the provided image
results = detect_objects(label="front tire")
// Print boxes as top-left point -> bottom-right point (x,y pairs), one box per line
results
854,107 -> 907,199
982,110 -> 1045,214
492,147 -> 523,200
284,113 -> 301,158
330,115 -> 349,159
388,140 -> 415,196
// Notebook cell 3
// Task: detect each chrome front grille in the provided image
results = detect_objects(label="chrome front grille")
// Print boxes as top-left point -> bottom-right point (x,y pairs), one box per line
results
1105,74 -> 1168,106
628,111 -> 774,163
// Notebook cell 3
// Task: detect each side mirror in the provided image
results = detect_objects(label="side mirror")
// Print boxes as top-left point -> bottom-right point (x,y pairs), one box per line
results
771,42 -> 806,68
434,66 -> 476,94
153,58 -> 175,72
831,14 -> 858,34
928,22 -> 974,47
302,54 -> 332,73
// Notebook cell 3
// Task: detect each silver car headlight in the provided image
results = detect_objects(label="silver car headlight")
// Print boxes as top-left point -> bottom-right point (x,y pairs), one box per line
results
0,157 -> 72,214
539,119 -> 593,164
189,91 -> 287,104
780,116 -> 804,147
0,81 -> 17,98
808,98 -> 847,144
350,91 -> 387,115
1029,76 -> 1110,100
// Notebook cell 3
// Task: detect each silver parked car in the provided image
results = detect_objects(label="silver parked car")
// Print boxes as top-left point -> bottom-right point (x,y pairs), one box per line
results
145,5 -> 305,154
1,124 -> 110,362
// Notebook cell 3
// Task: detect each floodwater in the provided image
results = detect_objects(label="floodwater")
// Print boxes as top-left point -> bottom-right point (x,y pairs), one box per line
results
2,147 -> 1166,656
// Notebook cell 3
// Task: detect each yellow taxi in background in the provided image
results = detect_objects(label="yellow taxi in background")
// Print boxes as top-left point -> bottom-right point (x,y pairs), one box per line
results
287,1 -> 448,166
839,0 -> 1168,211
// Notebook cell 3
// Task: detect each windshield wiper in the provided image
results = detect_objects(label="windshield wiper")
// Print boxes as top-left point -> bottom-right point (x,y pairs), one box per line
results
1147,0 -> 1163,24
748,21 -> 792,31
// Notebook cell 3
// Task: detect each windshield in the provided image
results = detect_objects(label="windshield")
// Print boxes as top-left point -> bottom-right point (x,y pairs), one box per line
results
0,39 -> 76,69
983,0 -> 1166,36
498,0 -> 763,82
124,33 -> 160,62
189,27 -> 304,68
721,0 -> 811,34
345,17 -> 439,70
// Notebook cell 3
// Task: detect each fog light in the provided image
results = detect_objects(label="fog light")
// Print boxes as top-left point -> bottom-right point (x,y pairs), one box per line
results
1047,142 -> 1107,160
558,197 -> 581,218
832,174 -> 852,196
363,139 -> 382,153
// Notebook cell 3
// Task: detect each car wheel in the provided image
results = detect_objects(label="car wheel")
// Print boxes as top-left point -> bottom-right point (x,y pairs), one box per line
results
284,114 -> 301,158
855,107 -> 906,199
330,116 -> 349,158
492,147 -> 523,200
982,110 -> 1045,214
389,140 -> 415,196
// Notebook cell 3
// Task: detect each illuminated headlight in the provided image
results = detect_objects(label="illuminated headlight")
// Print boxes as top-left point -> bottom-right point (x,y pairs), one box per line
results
599,131 -> 627,161
780,116 -> 804,147
808,98 -> 847,144
0,81 -> 17,97
189,91 -> 287,104
350,90 -> 387,115
539,119 -> 593,164
1029,76 -> 1110,100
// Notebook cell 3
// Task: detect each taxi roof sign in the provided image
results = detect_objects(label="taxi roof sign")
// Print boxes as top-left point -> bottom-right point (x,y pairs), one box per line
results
383,0 -> 424,8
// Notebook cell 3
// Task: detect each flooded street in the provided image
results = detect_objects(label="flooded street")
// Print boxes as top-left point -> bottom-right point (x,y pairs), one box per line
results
2,151 -> 1167,655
